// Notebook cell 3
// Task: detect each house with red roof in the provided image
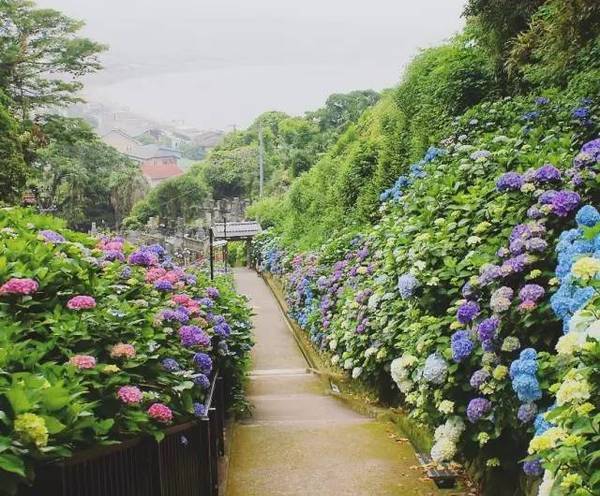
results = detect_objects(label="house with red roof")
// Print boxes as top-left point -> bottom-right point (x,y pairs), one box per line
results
101,130 -> 184,188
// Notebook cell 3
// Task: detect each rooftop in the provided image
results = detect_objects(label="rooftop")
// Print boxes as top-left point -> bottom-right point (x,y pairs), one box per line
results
129,144 -> 182,160
141,163 -> 184,181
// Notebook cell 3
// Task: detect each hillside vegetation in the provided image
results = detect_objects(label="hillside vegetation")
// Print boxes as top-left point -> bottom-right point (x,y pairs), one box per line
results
251,1 -> 600,494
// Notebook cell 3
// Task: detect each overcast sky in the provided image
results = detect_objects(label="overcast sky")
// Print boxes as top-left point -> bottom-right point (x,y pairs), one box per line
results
36,0 -> 466,129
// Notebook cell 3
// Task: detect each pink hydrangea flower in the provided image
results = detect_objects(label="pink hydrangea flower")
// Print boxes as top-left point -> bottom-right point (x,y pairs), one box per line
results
171,294 -> 193,306
117,386 -> 143,405
147,403 -> 173,423
66,295 -> 96,310
0,278 -> 38,295
104,241 -> 124,251
110,343 -> 136,359
69,355 -> 96,369
145,267 -> 167,283
162,271 -> 180,284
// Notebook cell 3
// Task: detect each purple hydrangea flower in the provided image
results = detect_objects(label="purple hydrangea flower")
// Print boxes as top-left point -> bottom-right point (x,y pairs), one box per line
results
457,301 -> 480,324
527,206 -> 543,219
478,265 -> 502,286
482,339 -> 496,352
193,402 -> 207,417
572,107 -> 590,120
198,297 -> 214,308
451,331 -> 474,362
470,369 -> 490,389
509,238 -> 526,255
501,254 -> 529,275
103,250 -> 125,262
533,164 -> 561,183
161,308 -> 190,324
477,317 -> 499,342
193,352 -> 213,374
193,374 -> 211,390
214,322 -> 231,337
40,230 -> 65,243
145,244 -> 166,257
179,325 -> 211,347
526,238 -> 547,252
517,403 -> 538,423
519,284 -> 545,303
523,459 -> 543,477
155,279 -> 173,291
206,287 -> 220,299
549,190 -> 581,217
467,397 -> 492,423
162,358 -> 181,372
575,139 -> 600,167
129,250 -> 157,266
538,190 -> 557,205
120,266 -> 132,279
535,97 -> 549,105
496,172 -> 523,192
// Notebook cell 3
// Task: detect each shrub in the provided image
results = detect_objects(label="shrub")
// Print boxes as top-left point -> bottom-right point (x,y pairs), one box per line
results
0,208 -> 252,495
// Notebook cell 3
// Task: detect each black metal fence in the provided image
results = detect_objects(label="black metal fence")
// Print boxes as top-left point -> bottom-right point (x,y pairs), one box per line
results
20,376 -> 226,496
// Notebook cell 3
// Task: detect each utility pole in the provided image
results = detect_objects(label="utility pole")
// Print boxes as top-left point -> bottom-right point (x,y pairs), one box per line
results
258,124 -> 264,197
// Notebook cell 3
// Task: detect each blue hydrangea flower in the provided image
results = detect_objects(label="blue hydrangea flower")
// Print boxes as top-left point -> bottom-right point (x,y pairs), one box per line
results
397,273 -> 420,299
576,205 -> 600,227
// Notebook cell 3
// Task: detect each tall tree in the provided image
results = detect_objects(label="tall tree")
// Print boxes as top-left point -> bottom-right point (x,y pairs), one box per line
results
32,118 -> 144,229
0,0 -> 106,119
0,90 -> 27,202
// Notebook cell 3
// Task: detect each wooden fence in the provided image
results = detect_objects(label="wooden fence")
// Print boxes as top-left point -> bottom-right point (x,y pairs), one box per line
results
19,376 -> 226,496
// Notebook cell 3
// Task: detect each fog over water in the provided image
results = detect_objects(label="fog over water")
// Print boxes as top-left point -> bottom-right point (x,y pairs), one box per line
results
36,0 -> 466,129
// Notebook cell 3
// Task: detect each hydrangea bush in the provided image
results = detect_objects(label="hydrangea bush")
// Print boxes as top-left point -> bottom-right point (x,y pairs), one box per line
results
253,93 -> 599,493
0,208 -> 253,494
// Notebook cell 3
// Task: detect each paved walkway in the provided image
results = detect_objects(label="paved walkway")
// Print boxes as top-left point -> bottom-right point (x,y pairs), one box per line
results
227,268 -> 439,496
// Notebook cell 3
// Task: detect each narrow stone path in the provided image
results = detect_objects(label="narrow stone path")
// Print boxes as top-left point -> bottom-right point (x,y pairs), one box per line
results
227,268 -> 439,496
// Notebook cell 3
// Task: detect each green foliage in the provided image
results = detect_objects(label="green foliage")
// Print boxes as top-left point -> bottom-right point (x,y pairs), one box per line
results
29,118 -> 144,230
197,146 -> 258,199
0,208 -> 253,494
463,0 -> 545,79
0,93 -> 27,203
0,0 -> 106,119
257,34 -> 497,250
256,93 -> 600,494
507,0 -> 600,88
126,173 -> 208,227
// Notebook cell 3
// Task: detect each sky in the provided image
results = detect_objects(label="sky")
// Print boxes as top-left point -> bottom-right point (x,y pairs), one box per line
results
36,0 -> 466,130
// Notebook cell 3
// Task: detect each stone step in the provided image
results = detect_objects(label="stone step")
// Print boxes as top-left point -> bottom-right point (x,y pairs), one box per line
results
249,368 -> 310,377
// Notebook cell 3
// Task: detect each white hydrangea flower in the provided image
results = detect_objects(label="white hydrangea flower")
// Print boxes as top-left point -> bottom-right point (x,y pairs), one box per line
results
364,346 -> 378,358
351,367 -> 363,379
329,339 -> 338,351
438,400 -> 454,414
431,438 -> 456,463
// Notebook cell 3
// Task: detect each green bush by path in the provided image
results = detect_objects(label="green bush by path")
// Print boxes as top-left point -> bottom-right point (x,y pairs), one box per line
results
0,208 -> 253,495
253,92 -> 600,494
